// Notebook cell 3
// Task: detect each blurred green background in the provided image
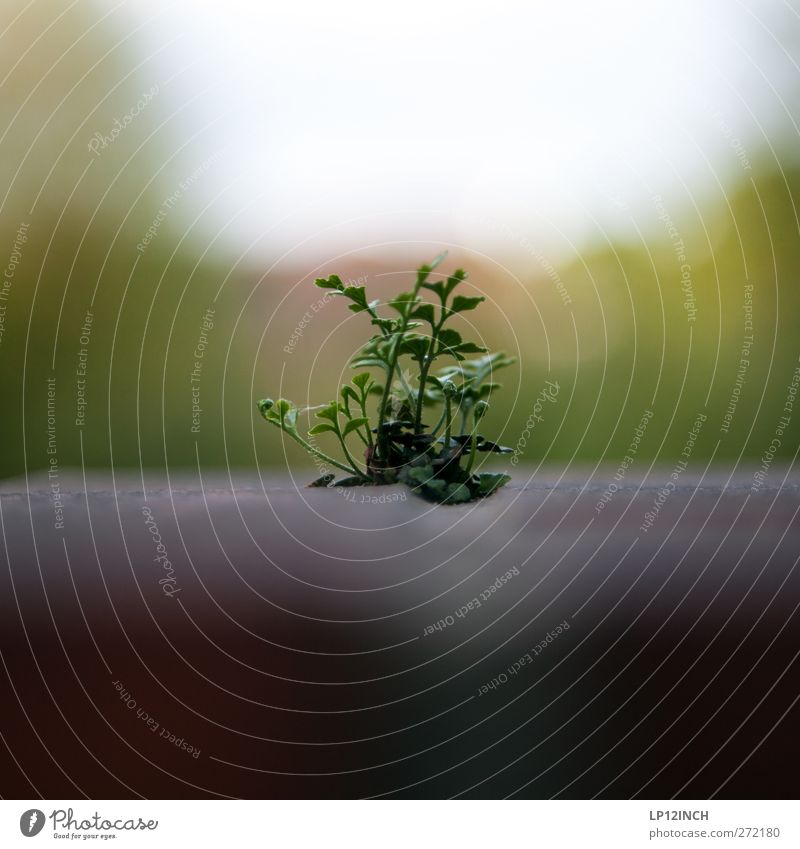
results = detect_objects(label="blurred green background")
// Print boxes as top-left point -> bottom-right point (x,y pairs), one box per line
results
2,0 -> 799,480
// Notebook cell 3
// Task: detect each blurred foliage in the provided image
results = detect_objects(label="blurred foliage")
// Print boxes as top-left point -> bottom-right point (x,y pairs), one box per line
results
1,0 -> 798,479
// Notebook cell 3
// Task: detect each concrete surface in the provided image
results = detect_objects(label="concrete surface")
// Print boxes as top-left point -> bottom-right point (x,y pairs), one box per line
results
1,469 -> 798,798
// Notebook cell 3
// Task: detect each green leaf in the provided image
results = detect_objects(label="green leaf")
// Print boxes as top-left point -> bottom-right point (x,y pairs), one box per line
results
314,274 -> 343,290
437,328 -> 463,350
445,482 -> 473,503
371,317 -> 399,333
420,281 -> 444,299
315,402 -> 339,424
434,352 -> 514,403
258,398 -> 299,430
351,356 -> 388,370
454,342 -> 488,354
447,268 -> 468,288
260,398 -> 298,429
477,473 -> 511,495
342,285 -> 368,311
340,386 -> 359,409
352,372 -> 371,391
450,295 -> 484,313
388,292 -> 419,317
442,379 -> 459,399
407,465 -> 434,485
477,441 -> 513,454
422,268 -> 466,303
410,303 -> 436,325
415,253 -> 448,288
342,417 -> 369,437
478,382 -> 501,398
398,336 -> 430,361
428,252 -> 448,271
257,398 -> 275,418
308,423 -> 336,435
283,406 -> 298,429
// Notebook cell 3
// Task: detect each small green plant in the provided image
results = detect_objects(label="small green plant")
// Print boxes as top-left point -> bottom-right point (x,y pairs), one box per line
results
257,253 -> 515,503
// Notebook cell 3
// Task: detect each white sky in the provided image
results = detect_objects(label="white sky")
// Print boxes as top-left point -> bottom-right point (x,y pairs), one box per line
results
114,0 -> 799,262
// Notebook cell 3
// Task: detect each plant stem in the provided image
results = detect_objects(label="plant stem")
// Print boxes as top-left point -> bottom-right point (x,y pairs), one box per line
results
413,313 -> 448,433
465,428 -> 478,473
377,287 -> 422,460
377,352 -> 400,459
430,404 -> 448,438
335,427 -> 365,478
375,254 -> 446,461
398,370 -> 415,404
443,396 -> 453,448
459,406 -> 469,436
284,429 -> 359,476
413,359 -> 432,432
359,392 -> 373,448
